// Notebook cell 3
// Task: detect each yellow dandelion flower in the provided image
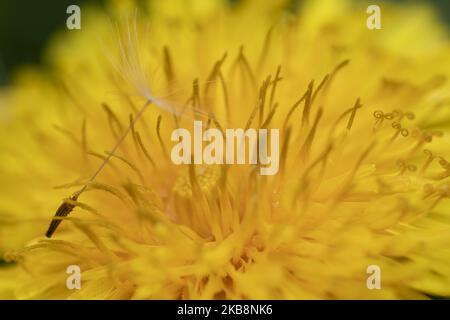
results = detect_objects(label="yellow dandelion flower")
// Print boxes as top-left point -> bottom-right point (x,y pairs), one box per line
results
1,0 -> 450,300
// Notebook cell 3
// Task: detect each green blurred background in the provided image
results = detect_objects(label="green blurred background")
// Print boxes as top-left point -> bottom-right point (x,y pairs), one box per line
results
0,0 -> 449,86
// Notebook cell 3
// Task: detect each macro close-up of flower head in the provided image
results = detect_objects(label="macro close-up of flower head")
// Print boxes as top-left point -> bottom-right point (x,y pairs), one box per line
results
0,0 -> 450,301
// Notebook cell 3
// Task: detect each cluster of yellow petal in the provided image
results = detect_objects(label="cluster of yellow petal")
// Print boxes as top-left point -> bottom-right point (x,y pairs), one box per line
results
1,0 -> 450,299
